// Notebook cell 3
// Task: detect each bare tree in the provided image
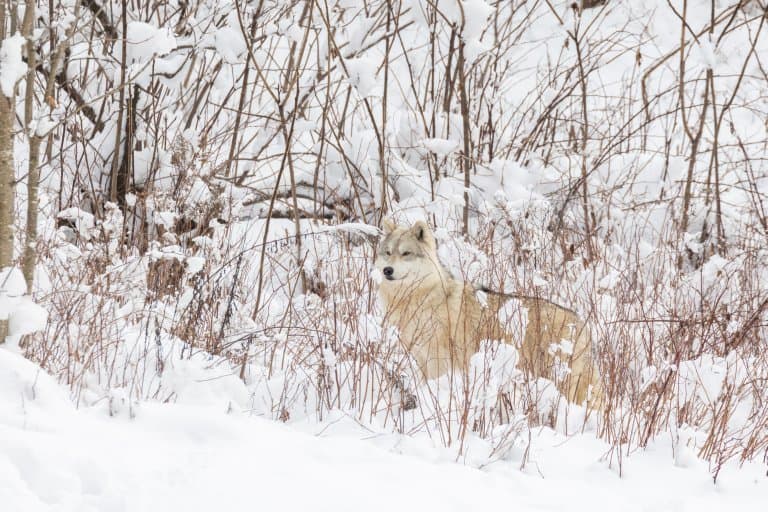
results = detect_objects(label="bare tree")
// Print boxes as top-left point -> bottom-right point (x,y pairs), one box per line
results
21,0 -> 36,293
0,1 -> 17,343
21,0 -> 81,293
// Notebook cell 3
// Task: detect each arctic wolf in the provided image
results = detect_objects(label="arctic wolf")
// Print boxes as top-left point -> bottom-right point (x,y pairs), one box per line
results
375,218 -> 601,407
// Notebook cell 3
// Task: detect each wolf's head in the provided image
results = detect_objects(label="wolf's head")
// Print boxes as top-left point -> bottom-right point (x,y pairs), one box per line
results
374,219 -> 447,291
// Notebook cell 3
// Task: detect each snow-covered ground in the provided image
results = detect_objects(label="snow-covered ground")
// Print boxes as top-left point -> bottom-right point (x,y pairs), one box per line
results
2,348 -> 765,511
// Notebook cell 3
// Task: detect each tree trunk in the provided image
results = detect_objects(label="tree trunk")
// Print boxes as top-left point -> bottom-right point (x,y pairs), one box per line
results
22,0 -> 81,293
457,38 -> 472,236
109,0 -> 128,205
0,2 -> 17,342
22,0 -> 38,293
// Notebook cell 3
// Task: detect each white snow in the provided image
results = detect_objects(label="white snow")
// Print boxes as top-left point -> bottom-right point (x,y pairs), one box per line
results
126,22 -> 177,63
345,57 -> 380,97
461,0 -> 494,40
1,349 -> 765,511
185,256 -> 206,274
213,26 -> 247,64
598,269 -> 620,290
0,268 -> 48,346
7,297 -> 48,337
694,36 -> 719,71
57,208 -> 96,238
188,178 -> 213,204
132,147 -> 154,187
318,222 -> 382,237
421,137 -> 460,156
0,267 -> 26,321
470,339 -> 521,407
0,33 -> 27,98
153,210 -> 177,229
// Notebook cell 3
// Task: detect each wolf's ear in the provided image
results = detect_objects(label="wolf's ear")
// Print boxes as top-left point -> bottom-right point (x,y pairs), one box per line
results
381,217 -> 397,234
410,220 -> 435,248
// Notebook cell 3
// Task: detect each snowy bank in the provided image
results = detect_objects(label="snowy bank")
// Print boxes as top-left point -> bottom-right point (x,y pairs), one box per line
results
1,349 -> 765,511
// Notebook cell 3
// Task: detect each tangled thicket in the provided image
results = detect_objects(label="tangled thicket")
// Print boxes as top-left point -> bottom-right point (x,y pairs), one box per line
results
3,0 -> 767,477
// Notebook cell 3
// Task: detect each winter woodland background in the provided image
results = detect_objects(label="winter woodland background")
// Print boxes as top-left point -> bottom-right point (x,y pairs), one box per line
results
1,0 -> 767,507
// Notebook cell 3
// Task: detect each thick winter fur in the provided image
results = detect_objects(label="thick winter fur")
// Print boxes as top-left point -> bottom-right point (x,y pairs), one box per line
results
375,219 -> 601,407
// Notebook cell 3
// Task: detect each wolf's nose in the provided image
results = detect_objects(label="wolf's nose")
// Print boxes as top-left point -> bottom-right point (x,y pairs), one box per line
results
382,266 -> 394,277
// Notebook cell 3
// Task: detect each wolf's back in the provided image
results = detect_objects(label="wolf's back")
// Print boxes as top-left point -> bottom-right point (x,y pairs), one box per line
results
477,289 -> 600,406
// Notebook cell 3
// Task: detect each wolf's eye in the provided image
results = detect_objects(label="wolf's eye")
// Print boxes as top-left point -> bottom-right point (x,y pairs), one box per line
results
385,250 -> 391,256
401,251 -> 412,257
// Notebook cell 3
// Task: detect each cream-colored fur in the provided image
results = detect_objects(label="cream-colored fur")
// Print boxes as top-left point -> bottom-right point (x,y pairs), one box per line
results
375,219 -> 601,407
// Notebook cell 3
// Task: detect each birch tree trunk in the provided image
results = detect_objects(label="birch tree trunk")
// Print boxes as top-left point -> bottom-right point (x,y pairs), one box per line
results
21,0 -> 81,294
0,3 -> 17,342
